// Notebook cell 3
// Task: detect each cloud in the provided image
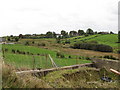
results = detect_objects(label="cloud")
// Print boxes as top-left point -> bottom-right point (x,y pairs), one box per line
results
0,0 -> 119,36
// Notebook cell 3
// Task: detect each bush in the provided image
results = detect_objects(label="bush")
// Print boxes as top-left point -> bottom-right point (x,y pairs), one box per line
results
38,43 -> 46,46
56,52 -> 65,58
68,56 -> 71,58
25,41 -> 29,45
27,52 -> 30,55
32,41 -> 35,44
79,57 -> 81,59
16,50 -> 20,53
4,48 -> 8,52
65,40 -> 70,44
86,57 -> 91,60
72,42 -> 113,52
103,55 -> 117,60
12,49 -> 16,53
117,50 -> 120,54
22,51 -> 26,55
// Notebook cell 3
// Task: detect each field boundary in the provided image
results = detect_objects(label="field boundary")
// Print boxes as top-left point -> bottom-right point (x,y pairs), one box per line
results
16,63 -> 93,76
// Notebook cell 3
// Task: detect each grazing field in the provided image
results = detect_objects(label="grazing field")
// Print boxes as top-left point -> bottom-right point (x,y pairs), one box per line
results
2,44 -> 91,69
65,34 -> 118,48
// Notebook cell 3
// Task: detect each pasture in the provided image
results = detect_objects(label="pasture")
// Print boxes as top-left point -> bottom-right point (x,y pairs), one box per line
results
68,34 -> 118,47
2,44 -> 91,69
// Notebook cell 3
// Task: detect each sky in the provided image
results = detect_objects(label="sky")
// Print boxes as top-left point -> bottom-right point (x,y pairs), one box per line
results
0,0 -> 119,36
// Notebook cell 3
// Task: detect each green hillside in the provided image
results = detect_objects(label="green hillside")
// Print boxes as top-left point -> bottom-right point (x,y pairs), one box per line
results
65,34 -> 118,49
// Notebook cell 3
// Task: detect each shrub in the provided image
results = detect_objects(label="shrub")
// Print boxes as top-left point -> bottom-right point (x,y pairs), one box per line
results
16,50 -> 20,53
60,54 -> 65,58
38,43 -> 46,46
22,51 -> 26,55
41,43 -> 46,46
117,50 -> 120,54
32,41 -> 35,44
103,55 -> 117,60
65,40 -> 70,44
4,48 -> 8,52
68,56 -> 71,58
72,42 -> 113,52
79,57 -> 81,59
86,57 -> 91,60
12,49 -> 16,53
25,41 -> 29,45
27,52 -> 30,55
56,52 -> 65,58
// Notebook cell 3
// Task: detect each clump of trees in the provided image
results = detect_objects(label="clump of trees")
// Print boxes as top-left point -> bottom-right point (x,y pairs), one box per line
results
72,42 -> 113,52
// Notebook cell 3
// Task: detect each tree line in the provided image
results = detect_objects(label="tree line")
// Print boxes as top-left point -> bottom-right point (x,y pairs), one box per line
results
6,28 -> 115,42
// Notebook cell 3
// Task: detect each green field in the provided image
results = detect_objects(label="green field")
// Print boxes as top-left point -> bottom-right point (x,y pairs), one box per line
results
3,44 -> 91,69
64,34 -> 119,51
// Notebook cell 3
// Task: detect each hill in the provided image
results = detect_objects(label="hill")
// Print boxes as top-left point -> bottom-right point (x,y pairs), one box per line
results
63,34 -> 119,52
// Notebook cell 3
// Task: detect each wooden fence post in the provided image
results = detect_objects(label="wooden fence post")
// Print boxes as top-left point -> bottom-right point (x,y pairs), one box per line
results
76,56 -> 78,64
32,55 -> 35,70
46,54 -> 48,68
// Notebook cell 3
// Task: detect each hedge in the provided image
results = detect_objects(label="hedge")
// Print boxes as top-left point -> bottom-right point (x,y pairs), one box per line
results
72,42 -> 113,52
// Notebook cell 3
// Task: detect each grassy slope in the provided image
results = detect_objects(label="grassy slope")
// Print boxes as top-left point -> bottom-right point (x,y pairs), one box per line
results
43,67 -> 119,88
68,34 -> 118,48
3,44 -> 91,69
87,34 -> 118,48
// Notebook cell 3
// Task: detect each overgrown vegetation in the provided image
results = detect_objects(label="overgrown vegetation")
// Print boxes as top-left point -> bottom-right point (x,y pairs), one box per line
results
43,67 -> 119,88
2,65 -> 51,88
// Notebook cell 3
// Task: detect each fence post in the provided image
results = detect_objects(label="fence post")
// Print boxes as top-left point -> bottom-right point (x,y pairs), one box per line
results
76,56 -> 78,64
46,54 -> 48,68
32,55 -> 35,70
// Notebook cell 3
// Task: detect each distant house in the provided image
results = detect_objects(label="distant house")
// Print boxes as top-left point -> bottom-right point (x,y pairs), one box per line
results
0,37 -> 6,44
98,32 -> 109,34
56,34 -> 63,38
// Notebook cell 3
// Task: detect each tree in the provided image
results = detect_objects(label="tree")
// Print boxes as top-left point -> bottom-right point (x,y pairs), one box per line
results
94,31 -> 97,34
69,31 -> 78,37
61,30 -> 68,38
10,35 -> 13,37
118,31 -> 120,42
15,37 -> 19,42
53,32 -> 56,38
61,30 -> 66,36
19,34 -> 23,39
86,28 -> 94,35
46,31 -> 53,38
78,30 -> 85,35
110,31 -> 114,34
7,37 -> 11,41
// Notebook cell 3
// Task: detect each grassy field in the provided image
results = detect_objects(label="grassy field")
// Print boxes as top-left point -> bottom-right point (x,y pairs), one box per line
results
63,34 -> 119,52
3,44 -> 91,69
